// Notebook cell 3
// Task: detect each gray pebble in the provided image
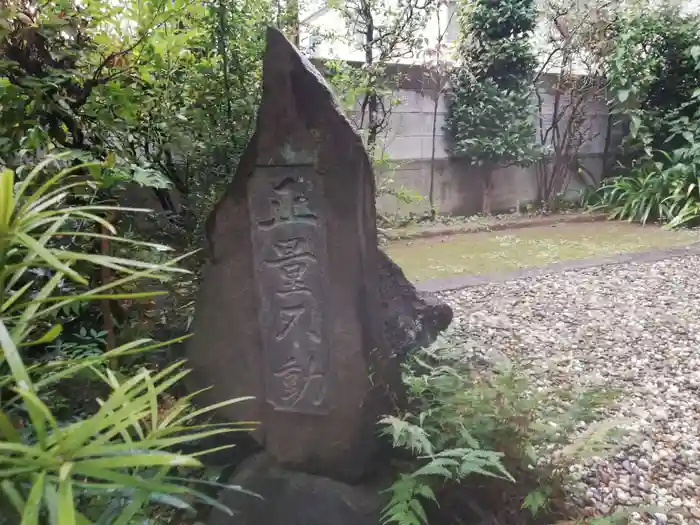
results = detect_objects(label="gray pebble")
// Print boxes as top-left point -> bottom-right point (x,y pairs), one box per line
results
438,255 -> 700,525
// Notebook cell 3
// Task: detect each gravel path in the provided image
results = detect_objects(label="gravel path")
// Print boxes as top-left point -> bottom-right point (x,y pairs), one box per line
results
437,255 -> 700,525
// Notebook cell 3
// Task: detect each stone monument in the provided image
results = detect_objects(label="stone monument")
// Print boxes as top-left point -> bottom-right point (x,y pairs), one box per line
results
187,26 -> 452,524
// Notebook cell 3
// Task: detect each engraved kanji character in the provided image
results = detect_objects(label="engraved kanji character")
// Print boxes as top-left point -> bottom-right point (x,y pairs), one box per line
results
270,237 -> 311,261
273,358 -> 304,402
275,301 -> 321,341
272,356 -> 327,409
278,261 -> 310,294
275,305 -> 304,341
258,177 -> 317,228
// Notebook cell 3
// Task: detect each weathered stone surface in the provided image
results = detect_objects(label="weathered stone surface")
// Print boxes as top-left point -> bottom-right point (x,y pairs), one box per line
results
209,454 -> 387,525
186,27 -> 400,483
378,249 -> 452,356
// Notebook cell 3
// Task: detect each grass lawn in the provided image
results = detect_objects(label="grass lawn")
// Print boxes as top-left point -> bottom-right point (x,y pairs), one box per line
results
386,221 -> 700,282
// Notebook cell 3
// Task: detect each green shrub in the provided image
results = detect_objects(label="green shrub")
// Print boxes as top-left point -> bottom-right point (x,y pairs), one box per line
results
591,149 -> 700,228
380,337 -> 619,525
597,8 -> 700,228
0,154 -> 254,524
607,8 -> 700,159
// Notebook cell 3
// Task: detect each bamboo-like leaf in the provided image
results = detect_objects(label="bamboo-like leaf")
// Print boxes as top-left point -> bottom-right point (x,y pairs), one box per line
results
110,466 -> 171,525
188,443 -> 238,457
76,428 -> 240,458
14,385 -> 59,436
33,338 -> 175,393
14,152 -> 73,203
14,291 -> 167,311
53,231 -> 173,251
57,371 -> 153,452
32,252 -> 194,322
184,486 -> 237,516
63,362 -> 188,450
173,396 -> 255,426
20,324 -> 63,347
19,162 -> 101,216
60,251 -> 190,275
0,155 -> 240,524
15,232 -> 86,284
42,483 -> 59,525
163,476 -> 263,499
58,464 -> 76,525
148,492 -> 195,510
19,181 -> 88,217
19,472 -> 46,525
21,191 -> 69,217
65,466 -> 186,495
0,407 -> 21,443
0,318 -> 33,390
0,168 -> 15,232
10,272 -> 63,357
0,441 -> 56,461
0,466 -> 38,479
1,480 -> 26,516
75,452 -> 201,470
157,389 -> 202,429
1,282 -> 33,314
5,217 -> 66,292
47,209 -> 116,235
51,205 -> 153,214
75,511 -> 93,525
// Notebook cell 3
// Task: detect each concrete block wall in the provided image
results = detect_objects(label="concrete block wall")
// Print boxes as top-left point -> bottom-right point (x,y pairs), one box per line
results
364,75 -> 621,217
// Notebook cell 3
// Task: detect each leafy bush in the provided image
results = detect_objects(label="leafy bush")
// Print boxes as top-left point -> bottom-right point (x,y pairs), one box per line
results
380,337 -> 618,525
607,8 -> 700,159
593,8 -> 700,228
445,0 -> 540,164
0,155 -> 254,524
445,0 -> 540,214
591,151 -> 700,228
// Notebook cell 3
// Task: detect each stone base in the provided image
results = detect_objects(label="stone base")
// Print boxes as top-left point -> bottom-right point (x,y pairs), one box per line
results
208,453 -> 387,525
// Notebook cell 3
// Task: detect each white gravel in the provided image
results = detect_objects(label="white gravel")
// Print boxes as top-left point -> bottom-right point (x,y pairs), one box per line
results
437,255 -> 700,525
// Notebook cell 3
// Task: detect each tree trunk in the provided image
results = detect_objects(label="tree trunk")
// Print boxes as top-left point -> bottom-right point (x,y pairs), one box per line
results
428,94 -> 439,220
217,0 -> 232,122
601,112 -> 614,180
481,167 -> 493,215
364,12 -> 378,156
367,93 -> 379,154
286,0 -> 300,45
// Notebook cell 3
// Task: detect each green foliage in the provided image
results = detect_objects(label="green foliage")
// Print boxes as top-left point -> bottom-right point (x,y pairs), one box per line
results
0,155 -> 254,524
380,337 -> 619,525
380,412 -> 511,525
607,8 -> 700,158
0,0 -> 270,211
0,0 -> 272,363
590,151 -> 700,228
595,8 -> 700,228
446,0 -> 540,166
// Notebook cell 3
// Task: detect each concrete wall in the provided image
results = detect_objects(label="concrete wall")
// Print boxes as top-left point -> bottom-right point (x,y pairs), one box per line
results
365,81 -> 621,217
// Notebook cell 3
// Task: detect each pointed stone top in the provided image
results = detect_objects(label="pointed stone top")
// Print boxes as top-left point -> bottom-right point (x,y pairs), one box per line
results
252,26 -> 370,170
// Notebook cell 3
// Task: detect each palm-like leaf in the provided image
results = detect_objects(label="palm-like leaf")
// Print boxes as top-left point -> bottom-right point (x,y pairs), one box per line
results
0,155 -> 254,524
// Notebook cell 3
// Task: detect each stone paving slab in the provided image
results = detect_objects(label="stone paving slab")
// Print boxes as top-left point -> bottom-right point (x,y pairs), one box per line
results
417,242 -> 700,293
